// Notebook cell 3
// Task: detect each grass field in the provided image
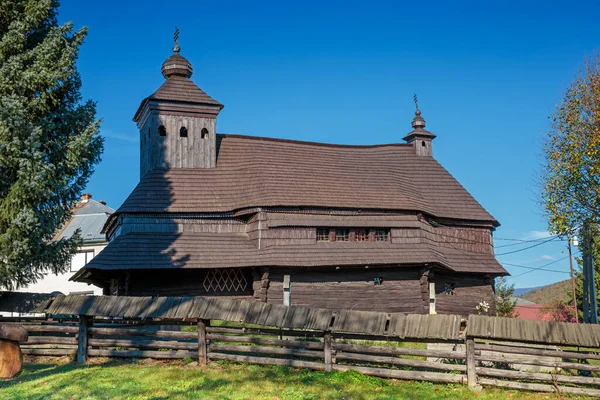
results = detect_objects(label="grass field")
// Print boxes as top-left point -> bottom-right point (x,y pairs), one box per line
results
0,359 -> 588,400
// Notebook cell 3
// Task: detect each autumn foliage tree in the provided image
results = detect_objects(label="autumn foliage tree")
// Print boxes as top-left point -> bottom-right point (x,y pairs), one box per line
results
0,1 -> 103,289
541,54 -> 600,236
541,54 -> 600,320
539,301 -> 577,323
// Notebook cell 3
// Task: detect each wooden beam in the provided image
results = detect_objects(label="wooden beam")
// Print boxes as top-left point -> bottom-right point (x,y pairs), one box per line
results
208,352 -> 326,370
332,364 -> 466,384
25,336 -> 77,346
206,334 -> 324,350
206,327 -> 323,339
335,352 -> 466,372
209,344 -> 323,359
333,343 -> 466,359
466,337 -> 479,390
77,316 -> 90,364
478,377 -> 600,397
475,342 -> 600,361
477,366 -> 600,386
21,348 -> 77,356
88,338 -> 195,351
88,349 -> 197,359
475,354 -> 600,372
90,327 -> 196,340
198,319 -> 208,366
324,332 -> 332,372
25,325 -> 78,334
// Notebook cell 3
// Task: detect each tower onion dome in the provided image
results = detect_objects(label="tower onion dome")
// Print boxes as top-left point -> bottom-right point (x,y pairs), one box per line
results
161,51 -> 193,79
411,109 -> 426,130
403,108 -> 436,142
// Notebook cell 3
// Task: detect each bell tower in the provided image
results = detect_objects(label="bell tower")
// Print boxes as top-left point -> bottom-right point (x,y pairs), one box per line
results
403,95 -> 436,156
133,29 -> 224,177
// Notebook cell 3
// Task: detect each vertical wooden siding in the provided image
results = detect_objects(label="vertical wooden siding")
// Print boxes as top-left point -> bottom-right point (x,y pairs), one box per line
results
140,112 -> 216,177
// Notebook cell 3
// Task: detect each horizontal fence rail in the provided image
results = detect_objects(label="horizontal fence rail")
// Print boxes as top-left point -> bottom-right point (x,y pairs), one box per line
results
4,294 -> 600,397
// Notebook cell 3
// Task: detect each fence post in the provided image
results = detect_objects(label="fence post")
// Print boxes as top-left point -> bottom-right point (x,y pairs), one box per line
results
77,316 -> 90,364
466,337 -> 481,391
324,331 -> 332,372
198,319 -> 208,366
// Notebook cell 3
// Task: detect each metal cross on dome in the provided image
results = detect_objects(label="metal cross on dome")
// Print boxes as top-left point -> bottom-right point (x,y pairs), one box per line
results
173,26 -> 180,53
413,93 -> 419,110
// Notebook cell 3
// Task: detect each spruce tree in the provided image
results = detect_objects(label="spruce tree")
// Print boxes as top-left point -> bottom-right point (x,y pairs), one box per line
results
495,277 -> 518,318
0,0 -> 103,289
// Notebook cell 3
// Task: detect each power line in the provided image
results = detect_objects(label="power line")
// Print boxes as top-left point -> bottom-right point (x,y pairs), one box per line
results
506,254 -> 573,280
501,262 -> 570,274
494,236 -> 561,248
495,236 -> 560,242
495,236 -> 559,256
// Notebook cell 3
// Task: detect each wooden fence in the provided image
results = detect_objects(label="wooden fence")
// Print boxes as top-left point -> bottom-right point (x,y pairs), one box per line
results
17,319 -> 469,384
4,295 -> 600,397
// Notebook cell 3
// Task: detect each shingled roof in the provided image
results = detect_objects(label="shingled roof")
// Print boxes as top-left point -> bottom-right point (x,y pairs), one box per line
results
148,76 -> 222,106
116,134 -> 498,225
73,231 -> 506,280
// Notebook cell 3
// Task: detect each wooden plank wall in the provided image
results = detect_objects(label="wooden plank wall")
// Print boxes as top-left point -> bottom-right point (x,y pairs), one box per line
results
120,216 -> 246,236
267,267 -> 423,313
140,111 -> 216,177
421,223 -> 493,254
125,269 -> 254,298
433,272 -> 496,316
259,228 -> 316,248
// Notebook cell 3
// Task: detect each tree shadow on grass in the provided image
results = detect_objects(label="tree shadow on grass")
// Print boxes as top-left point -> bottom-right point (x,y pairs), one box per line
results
0,363 -> 81,389
0,359 -> 134,390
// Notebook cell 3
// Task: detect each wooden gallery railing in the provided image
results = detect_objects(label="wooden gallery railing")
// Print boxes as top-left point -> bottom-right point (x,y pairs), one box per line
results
7,295 -> 600,397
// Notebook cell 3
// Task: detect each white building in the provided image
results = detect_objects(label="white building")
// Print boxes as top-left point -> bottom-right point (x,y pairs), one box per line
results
19,194 -> 114,296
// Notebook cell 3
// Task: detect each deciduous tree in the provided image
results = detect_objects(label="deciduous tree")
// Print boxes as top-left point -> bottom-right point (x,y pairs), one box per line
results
541,54 -> 600,236
540,54 -> 600,320
0,0 -> 103,289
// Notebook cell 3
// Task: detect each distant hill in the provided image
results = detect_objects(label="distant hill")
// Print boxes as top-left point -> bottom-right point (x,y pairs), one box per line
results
519,280 -> 571,305
514,286 -> 544,296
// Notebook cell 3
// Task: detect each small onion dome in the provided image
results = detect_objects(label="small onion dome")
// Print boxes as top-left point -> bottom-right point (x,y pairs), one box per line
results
161,53 -> 193,79
403,108 -> 436,143
411,109 -> 426,130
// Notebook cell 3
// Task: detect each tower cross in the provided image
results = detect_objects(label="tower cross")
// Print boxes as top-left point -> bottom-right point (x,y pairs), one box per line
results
173,27 -> 180,53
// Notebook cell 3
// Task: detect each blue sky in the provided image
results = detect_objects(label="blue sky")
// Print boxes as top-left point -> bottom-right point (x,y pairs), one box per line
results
59,1 -> 600,288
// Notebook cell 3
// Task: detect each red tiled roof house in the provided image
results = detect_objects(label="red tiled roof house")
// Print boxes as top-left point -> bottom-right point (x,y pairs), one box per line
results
72,42 -> 507,315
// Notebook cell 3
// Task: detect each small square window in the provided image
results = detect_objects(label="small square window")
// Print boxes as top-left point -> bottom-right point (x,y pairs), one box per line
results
317,229 -> 330,241
443,282 -> 456,295
335,229 -> 350,242
373,229 -> 388,241
70,250 -> 95,272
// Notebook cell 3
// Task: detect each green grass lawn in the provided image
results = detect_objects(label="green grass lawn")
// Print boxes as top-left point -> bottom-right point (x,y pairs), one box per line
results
0,359 -> 588,400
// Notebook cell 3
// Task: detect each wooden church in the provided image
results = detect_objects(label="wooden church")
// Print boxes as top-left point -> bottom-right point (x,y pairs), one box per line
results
72,38 -> 507,315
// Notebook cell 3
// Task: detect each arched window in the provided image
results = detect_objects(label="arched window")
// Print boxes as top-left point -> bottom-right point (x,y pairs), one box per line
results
158,125 -> 167,136
201,128 -> 209,139
180,126 -> 188,137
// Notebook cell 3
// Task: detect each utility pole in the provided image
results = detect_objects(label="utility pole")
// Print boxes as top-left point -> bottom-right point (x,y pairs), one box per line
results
582,221 -> 599,324
568,237 -> 579,323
